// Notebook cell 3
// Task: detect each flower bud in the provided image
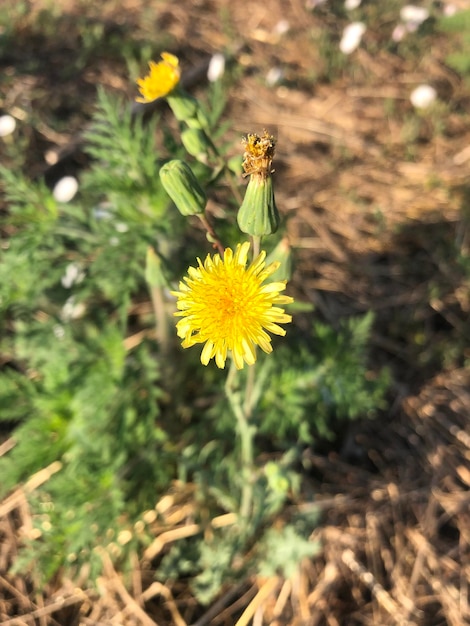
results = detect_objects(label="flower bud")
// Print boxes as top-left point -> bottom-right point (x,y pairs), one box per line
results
181,128 -> 212,164
236,130 -> 280,236
167,92 -> 199,123
237,175 -> 279,236
195,107 -> 210,130
159,160 -> 206,216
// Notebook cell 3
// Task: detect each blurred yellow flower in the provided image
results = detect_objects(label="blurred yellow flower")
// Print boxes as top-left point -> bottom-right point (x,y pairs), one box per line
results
172,242 -> 293,369
136,52 -> 180,103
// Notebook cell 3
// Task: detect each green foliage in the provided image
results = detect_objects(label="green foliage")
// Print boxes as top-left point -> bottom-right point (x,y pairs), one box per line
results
0,63 -> 389,600
82,89 -> 169,220
438,10 -> 470,79
258,312 -> 390,444
0,92 -> 181,581
258,525 -> 320,579
157,503 -> 320,605
153,313 -> 388,603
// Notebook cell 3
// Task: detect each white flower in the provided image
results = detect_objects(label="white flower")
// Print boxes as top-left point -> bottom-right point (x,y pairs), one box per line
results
400,5 -> 429,30
443,5 -> 458,17
266,67 -> 284,87
0,114 -> 16,137
340,22 -> 366,54
61,296 -> 86,321
305,0 -> 328,8
274,20 -> 290,35
92,202 -> 114,220
53,176 -> 79,203
392,23 -> 407,42
53,325 -> 65,339
410,84 -> 437,109
207,53 -> 225,82
61,263 -> 85,289
345,0 -> 362,9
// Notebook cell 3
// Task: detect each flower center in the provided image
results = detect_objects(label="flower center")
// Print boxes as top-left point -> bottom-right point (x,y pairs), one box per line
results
202,271 -> 257,338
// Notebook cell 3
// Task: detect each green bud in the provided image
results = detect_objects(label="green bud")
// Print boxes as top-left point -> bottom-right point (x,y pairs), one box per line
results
181,128 -> 211,164
196,106 -> 210,130
237,175 -> 279,236
167,92 -> 199,123
145,246 -> 169,288
159,160 -> 206,216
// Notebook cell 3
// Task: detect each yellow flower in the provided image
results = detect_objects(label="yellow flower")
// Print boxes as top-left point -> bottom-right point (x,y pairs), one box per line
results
172,242 -> 293,369
136,52 -> 180,103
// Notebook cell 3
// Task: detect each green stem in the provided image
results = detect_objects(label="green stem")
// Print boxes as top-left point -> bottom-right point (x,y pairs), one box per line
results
223,164 -> 243,205
207,138 -> 243,206
243,365 -> 255,418
197,213 -> 225,256
225,360 -> 255,521
150,285 -> 169,355
251,235 -> 261,259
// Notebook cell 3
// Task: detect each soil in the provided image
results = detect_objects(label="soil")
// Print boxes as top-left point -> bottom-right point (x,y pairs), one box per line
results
1,1 -> 469,624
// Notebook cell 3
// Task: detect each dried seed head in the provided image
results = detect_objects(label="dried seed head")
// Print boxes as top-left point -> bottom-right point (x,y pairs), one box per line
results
241,130 -> 276,180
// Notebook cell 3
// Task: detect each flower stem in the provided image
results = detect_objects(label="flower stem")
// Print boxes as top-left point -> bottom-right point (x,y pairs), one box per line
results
149,284 -> 169,355
223,163 -> 244,205
251,235 -> 261,259
225,360 -> 255,521
197,213 -> 225,256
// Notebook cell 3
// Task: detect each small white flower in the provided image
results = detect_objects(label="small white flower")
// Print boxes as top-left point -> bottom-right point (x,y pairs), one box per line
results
61,296 -> 86,321
410,84 -> 437,109
345,0 -> 362,9
266,67 -> 284,87
305,0 -> 327,8
53,176 -> 79,203
0,114 -> 16,137
443,5 -> 457,17
53,325 -> 65,339
115,222 -> 129,233
340,22 -> 366,54
400,5 -> 429,28
392,23 -> 407,42
92,202 -> 113,220
61,263 -> 85,289
207,53 -> 225,82
274,20 -> 290,35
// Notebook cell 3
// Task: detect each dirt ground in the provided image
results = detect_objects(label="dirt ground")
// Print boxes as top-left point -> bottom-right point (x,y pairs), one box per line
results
1,0 -> 470,624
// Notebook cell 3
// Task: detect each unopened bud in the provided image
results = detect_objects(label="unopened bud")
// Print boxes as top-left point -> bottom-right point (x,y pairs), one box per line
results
237,175 -> 279,236
167,92 -> 199,123
159,160 -> 206,216
181,128 -> 212,164
236,130 -> 279,236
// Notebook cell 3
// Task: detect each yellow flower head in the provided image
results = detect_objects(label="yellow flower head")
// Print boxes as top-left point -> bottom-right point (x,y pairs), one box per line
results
136,52 -> 180,103
172,242 -> 293,369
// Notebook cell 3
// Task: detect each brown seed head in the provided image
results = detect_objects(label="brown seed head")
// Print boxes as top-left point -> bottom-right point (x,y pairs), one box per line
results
242,130 -> 276,179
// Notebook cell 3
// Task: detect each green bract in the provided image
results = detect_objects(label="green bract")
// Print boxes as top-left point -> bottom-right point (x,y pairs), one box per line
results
167,92 -> 199,123
237,175 -> 279,236
181,128 -> 212,164
159,159 -> 207,216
